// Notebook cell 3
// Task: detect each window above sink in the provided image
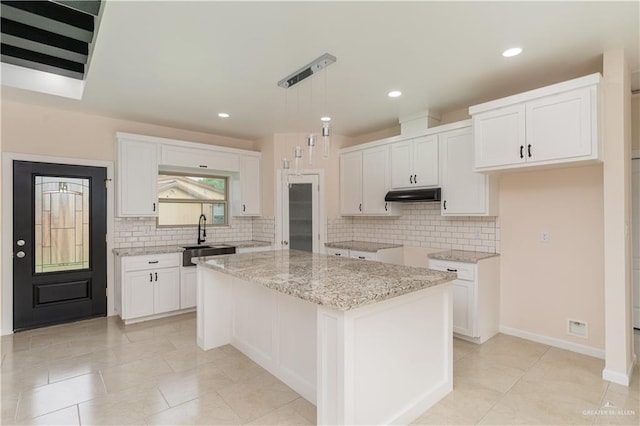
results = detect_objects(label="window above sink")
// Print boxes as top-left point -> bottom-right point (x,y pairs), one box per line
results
157,174 -> 228,227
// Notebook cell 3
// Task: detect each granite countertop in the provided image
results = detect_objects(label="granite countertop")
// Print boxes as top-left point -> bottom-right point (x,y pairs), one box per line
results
113,240 -> 272,256
324,240 -> 403,252
193,250 -> 455,311
428,250 -> 500,264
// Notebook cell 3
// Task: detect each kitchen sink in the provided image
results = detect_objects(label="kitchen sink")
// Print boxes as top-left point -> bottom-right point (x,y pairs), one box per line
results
181,244 -> 236,266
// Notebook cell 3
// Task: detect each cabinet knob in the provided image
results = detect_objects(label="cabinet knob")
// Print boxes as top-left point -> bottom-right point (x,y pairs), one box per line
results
149,273 -> 153,282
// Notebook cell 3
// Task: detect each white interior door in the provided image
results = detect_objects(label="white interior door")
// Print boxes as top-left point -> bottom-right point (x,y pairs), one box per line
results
282,174 -> 320,253
632,157 -> 639,329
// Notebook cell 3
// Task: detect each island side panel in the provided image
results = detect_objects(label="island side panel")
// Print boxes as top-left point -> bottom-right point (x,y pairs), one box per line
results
317,282 -> 453,425
197,267 -> 232,350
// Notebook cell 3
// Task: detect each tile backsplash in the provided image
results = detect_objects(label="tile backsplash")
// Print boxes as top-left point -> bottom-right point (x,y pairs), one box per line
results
113,216 -> 255,248
328,203 -> 499,253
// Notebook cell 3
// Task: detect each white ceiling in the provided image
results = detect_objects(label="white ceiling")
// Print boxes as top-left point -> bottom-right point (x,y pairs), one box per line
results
2,1 -> 639,141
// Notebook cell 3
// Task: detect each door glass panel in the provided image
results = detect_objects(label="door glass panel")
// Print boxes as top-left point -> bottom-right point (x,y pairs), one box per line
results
35,176 -> 90,273
289,183 -> 313,252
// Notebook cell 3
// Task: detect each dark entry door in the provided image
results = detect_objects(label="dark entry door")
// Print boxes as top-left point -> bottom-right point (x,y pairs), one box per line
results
13,161 -> 107,331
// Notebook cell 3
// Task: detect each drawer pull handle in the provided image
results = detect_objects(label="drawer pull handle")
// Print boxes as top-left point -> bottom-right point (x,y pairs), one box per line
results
148,260 -> 159,264
446,268 -> 458,272
199,165 -> 208,168
334,253 -> 341,256
358,256 -> 366,260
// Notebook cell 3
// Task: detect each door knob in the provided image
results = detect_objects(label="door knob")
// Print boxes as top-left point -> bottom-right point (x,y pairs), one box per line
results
16,251 -> 25,258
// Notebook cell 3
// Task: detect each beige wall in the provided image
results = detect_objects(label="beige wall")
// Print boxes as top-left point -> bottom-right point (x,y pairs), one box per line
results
499,165 -> 605,349
258,132 -> 352,218
1,100 -> 256,162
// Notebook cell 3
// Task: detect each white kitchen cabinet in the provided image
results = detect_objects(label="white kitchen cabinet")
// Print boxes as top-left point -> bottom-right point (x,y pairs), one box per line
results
326,246 -> 403,264
232,155 -> 262,216
180,267 -> 197,309
160,145 -> 240,172
116,138 -> 159,217
340,151 -> 363,215
439,125 -> 497,216
428,256 -> 500,343
116,253 -> 181,324
340,146 -> 399,216
471,73 -> 601,172
390,135 -> 438,189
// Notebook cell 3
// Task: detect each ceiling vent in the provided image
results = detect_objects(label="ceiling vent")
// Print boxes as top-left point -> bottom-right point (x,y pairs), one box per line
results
0,0 -> 102,81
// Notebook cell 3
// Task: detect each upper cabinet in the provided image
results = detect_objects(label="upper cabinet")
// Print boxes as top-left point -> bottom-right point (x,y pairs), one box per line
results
439,125 -> 497,216
390,135 -> 438,189
116,136 -> 159,217
115,132 -> 261,218
160,145 -> 239,172
340,146 -> 399,216
231,154 -> 262,216
470,73 -> 601,172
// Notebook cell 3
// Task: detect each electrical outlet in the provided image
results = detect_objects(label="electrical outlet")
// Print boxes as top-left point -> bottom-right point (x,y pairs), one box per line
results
540,231 -> 550,242
567,319 -> 588,338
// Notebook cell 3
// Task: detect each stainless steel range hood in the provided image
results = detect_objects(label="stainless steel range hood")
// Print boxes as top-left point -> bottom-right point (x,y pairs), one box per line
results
384,188 -> 441,202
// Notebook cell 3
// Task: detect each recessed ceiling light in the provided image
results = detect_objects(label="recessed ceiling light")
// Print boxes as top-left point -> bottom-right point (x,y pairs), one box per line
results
320,116 -> 331,122
388,90 -> 402,98
502,47 -> 523,58
218,112 -> 230,118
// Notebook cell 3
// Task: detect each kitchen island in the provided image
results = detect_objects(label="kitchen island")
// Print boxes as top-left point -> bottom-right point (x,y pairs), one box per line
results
193,250 -> 456,425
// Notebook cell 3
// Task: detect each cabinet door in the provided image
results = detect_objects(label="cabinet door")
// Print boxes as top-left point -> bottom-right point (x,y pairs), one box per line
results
525,87 -> 593,164
117,139 -> 158,217
452,280 -> 475,337
160,145 -> 240,172
473,104 -> 526,169
240,156 -> 262,216
124,270 -> 155,319
413,135 -> 439,187
390,140 -> 413,189
440,127 -> 488,215
362,146 -> 391,214
340,151 -> 363,215
180,268 -> 197,309
154,267 -> 180,314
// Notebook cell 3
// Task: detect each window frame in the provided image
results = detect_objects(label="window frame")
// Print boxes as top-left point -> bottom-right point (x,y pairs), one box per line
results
156,172 -> 229,228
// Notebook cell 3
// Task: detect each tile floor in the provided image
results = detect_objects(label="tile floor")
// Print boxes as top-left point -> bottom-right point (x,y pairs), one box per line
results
1,313 -> 638,425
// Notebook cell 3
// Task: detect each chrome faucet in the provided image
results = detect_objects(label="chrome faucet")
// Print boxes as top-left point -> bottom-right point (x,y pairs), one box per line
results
197,214 -> 207,245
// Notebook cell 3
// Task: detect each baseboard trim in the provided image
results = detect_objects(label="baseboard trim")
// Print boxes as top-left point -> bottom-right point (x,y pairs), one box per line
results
499,325 -> 605,359
602,354 -> 636,386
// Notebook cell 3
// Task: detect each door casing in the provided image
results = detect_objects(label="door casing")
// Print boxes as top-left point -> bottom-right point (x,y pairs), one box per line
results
2,152 -> 115,335
275,169 -> 326,253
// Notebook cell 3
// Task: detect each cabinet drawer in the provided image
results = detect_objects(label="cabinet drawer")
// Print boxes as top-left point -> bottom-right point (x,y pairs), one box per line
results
326,248 -> 349,258
124,253 -> 180,272
350,250 -> 376,261
428,259 -> 475,281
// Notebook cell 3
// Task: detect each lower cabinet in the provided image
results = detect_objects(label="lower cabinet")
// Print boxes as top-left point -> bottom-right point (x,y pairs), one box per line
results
428,256 -> 500,343
116,252 -> 186,324
180,266 -> 197,309
326,246 -> 403,265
